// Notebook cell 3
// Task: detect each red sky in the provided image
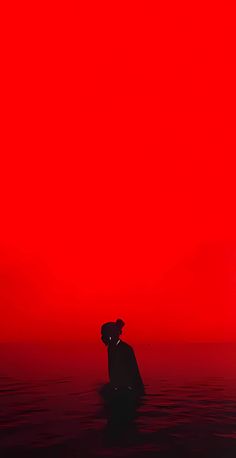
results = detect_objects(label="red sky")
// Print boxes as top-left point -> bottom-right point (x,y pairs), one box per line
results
1,1 -> 236,343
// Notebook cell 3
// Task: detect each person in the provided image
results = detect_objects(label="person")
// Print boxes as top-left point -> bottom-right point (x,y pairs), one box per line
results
101,319 -> 144,395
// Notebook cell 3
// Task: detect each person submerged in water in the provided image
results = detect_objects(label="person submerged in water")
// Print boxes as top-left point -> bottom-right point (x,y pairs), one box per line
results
101,319 -> 144,395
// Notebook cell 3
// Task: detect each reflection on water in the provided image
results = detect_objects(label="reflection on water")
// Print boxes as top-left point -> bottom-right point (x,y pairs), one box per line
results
1,343 -> 236,457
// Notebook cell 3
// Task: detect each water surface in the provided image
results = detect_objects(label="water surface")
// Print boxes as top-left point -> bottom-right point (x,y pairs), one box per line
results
1,343 -> 236,457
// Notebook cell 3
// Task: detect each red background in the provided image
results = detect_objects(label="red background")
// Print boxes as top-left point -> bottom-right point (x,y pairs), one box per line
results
1,1 -> 236,343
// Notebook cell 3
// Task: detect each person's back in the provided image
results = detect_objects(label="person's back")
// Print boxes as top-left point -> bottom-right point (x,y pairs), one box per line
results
108,340 -> 144,391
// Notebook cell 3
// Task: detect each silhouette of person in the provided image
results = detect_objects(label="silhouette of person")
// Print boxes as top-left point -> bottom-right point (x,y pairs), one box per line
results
101,319 -> 144,395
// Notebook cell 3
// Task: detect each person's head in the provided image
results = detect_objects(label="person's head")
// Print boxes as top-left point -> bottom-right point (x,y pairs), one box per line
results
101,319 -> 125,346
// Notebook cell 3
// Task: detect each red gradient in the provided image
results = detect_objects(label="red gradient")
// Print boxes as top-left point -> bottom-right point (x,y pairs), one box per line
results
1,1 -> 236,343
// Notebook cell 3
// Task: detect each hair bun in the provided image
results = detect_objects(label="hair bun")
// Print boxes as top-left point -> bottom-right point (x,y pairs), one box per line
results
116,319 -> 125,330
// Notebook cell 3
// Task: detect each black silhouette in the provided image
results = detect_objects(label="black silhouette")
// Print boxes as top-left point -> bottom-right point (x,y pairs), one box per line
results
101,319 -> 144,394
100,319 -> 144,442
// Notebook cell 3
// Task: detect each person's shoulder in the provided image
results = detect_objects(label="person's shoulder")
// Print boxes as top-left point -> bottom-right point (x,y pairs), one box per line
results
120,341 -> 134,352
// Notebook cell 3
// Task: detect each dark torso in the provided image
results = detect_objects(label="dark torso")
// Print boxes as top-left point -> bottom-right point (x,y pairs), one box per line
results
108,340 -> 144,392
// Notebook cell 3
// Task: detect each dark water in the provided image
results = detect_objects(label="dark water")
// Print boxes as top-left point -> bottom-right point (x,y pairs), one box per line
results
1,343 -> 236,458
